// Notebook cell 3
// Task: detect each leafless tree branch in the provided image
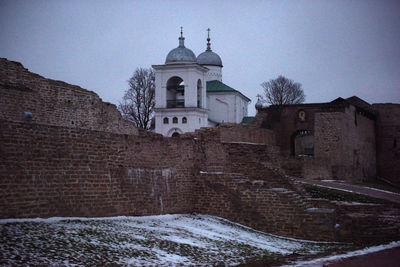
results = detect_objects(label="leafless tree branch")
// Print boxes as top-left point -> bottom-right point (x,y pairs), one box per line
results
260,75 -> 305,106
118,68 -> 155,130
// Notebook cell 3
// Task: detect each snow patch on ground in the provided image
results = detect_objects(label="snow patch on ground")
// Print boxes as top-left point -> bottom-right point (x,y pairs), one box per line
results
0,214 -> 355,266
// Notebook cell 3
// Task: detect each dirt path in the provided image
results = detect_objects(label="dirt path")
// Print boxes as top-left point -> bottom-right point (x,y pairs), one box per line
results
324,246 -> 400,267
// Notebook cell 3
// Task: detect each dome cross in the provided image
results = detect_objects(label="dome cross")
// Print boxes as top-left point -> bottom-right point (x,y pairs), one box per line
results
206,28 -> 211,51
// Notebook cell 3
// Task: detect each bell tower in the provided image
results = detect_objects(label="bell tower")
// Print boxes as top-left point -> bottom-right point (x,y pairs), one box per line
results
152,28 -> 209,137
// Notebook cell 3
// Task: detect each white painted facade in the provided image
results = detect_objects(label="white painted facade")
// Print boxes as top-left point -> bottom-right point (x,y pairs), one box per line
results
153,31 -> 250,137
204,65 -> 222,82
207,92 -> 249,124
153,63 -> 209,137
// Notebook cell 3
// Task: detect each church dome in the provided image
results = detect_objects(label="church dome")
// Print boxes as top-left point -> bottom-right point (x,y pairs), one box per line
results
165,30 -> 196,64
196,29 -> 223,67
197,50 -> 223,67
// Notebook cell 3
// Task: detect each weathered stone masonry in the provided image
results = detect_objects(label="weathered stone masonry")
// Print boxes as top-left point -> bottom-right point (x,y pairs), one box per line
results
0,58 -> 137,135
0,120 -> 336,241
1,58 -> 399,244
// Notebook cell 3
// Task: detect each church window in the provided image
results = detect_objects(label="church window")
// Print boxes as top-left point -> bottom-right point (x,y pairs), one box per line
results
182,117 -> 187,124
173,117 -> 178,124
163,117 -> 169,124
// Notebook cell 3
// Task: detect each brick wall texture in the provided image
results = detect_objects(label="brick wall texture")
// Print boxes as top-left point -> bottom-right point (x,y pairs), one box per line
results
256,102 -> 377,182
0,58 -> 137,135
373,103 -> 400,186
1,58 -> 399,244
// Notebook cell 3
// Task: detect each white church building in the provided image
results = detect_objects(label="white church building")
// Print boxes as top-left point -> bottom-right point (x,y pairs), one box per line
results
153,29 -> 250,137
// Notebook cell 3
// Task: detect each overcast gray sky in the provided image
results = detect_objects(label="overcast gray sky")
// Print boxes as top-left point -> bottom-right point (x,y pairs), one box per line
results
1,0 -> 399,115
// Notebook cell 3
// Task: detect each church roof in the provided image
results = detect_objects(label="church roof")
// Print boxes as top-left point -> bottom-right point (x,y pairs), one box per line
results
197,50 -> 223,67
165,29 -> 196,64
166,47 -> 196,64
196,28 -> 223,67
206,80 -> 251,101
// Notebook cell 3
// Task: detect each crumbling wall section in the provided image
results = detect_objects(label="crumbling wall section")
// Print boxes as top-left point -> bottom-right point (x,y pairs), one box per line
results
0,58 -> 137,135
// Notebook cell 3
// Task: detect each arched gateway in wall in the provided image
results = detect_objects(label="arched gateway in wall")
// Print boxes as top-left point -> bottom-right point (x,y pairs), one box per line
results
291,130 -> 314,156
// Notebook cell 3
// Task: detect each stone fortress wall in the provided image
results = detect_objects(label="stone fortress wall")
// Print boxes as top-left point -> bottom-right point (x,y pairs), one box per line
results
0,59 -> 137,135
254,98 -> 399,184
373,103 -> 400,187
1,58 -> 399,243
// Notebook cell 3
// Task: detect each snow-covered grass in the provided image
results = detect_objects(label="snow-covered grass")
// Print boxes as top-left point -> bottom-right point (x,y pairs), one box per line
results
0,214 -> 356,266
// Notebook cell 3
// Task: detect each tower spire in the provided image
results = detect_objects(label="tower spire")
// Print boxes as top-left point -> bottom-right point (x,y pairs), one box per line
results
178,26 -> 185,47
206,28 -> 211,51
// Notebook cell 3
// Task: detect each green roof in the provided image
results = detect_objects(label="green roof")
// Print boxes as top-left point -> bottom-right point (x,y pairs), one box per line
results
206,80 -> 251,101
241,116 -> 255,124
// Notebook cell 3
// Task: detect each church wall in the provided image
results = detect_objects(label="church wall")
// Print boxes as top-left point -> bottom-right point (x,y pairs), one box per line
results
235,94 -> 249,123
207,93 -> 230,123
204,65 -> 222,82
207,92 -> 248,124
155,108 -> 208,136
0,58 -> 137,135
153,64 -> 208,135
154,69 -> 165,108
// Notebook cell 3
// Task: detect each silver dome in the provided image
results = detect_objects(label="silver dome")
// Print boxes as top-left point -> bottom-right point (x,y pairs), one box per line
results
197,50 -> 223,67
196,29 -> 223,67
165,34 -> 196,64
166,47 -> 196,64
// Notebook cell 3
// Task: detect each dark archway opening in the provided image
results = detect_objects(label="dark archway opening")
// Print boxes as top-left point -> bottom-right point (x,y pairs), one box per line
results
291,130 -> 314,157
166,76 -> 185,108
172,132 -> 180,138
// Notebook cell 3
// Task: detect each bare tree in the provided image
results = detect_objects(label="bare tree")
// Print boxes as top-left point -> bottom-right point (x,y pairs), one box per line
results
259,75 -> 305,106
119,68 -> 155,130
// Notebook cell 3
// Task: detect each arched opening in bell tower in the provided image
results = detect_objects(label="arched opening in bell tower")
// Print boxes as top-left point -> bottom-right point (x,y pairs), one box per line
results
166,76 -> 185,108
